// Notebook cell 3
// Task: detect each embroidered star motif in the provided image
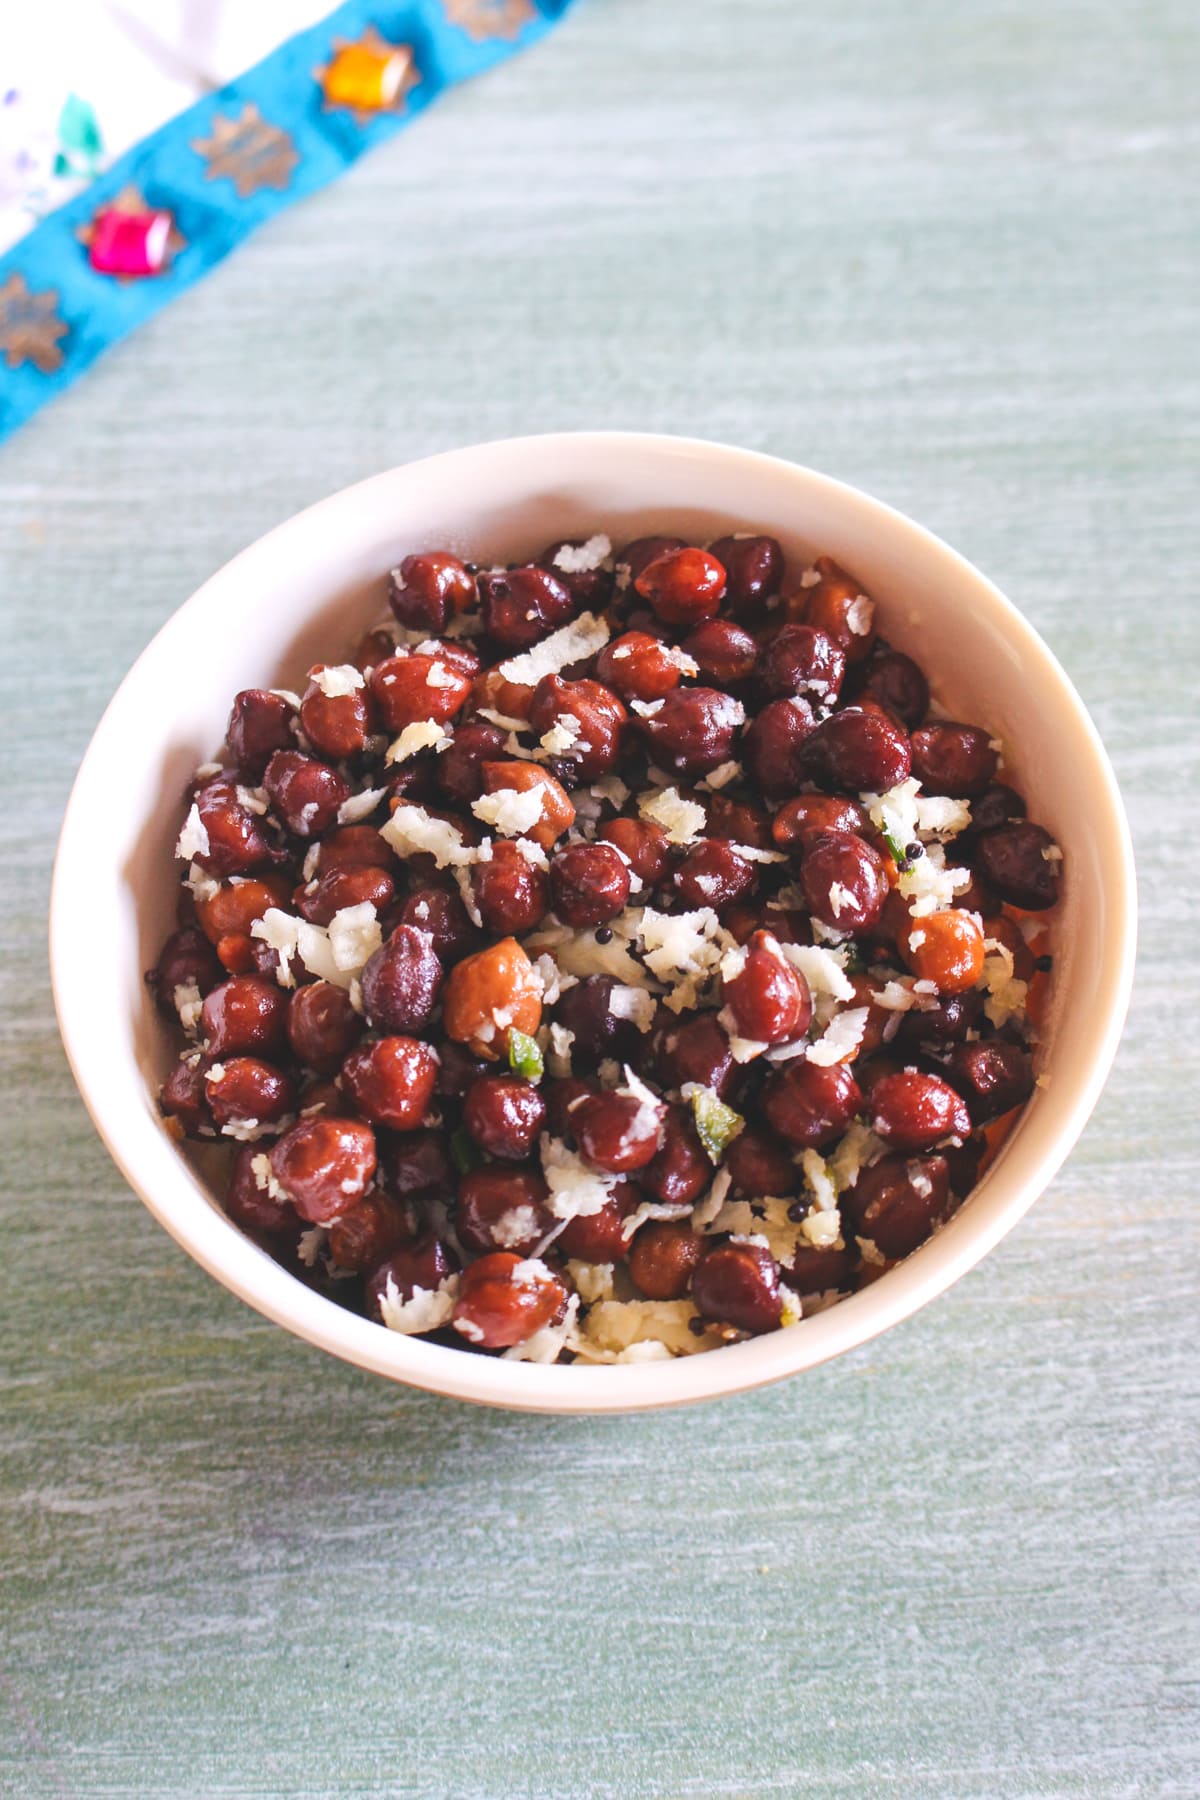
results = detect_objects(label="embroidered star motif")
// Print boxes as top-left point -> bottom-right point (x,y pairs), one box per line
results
442,0 -> 536,41
76,185 -> 186,281
192,104 -> 299,198
315,28 -> 418,126
0,274 -> 68,374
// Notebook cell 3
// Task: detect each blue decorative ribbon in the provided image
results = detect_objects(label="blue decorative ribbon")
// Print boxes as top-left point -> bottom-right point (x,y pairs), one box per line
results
0,0 -> 574,442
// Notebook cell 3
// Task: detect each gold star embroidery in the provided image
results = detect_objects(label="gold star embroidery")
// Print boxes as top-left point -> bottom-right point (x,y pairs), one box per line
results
442,0 -> 536,41
316,28 -> 418,125
0,274 -> 68,374
76,186 -> 186,282
192,104 -> 299,198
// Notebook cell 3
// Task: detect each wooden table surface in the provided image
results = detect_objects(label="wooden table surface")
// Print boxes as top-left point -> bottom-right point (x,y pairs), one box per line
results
2,1 -> 1197,1794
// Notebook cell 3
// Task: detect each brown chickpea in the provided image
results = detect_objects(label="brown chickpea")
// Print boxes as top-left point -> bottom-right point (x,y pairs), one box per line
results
705,534 -> 784,616
147,927 -> 223,1015
296,863 -> 395,926
640,1106 -> 711,1207
550,843 -> 631,927
902,909 -> 986,994
360,924 -> 444,1034
369,652 -> 472,734
723,929 -> 812,1045
224,1144 -> 301,1240
204,1057 -> 295,1133
840,1152 -> 953,1259
680,618 -> 758,685
314,824 -> 397,875
300,668 -> 371,760
269,1115 -> 377,1224
772,794 -> 869,852
595,630 -> 685,703
226,688 -> 297,778
200,974 -> 289,1059
674,839 -> 756,911
472,840 -> 550,936
478,565 -> 575,650
478,760 -> 576,851
435,721 -> 507,806
597,817 -> 671,886
388,551 -> 476,633
328,1191 -> 414,1273
463,1076 -> 547,1161
798,555 -> 877,664
286,981 -> 363,1073
452,1252 -> 567,1349
195,874 -> 293,946
442,937 -> 542,1059
190,776 -> 282,876
468,666 -> 535,725
741,697 -> 816,798
160,1057 -> 212,1137
703,794 -> 774,853
263,751 -> 349,838
365,1235 -> 458,1323
725,1126 -> 796,1198
528,675 -> 627,781
628,1220 -> 702,1300
456,1166 -> 553,1255
692,1241 -> 782,1335
869,1069 -> 972,1151
634,546 -> 726,625
574,1088 -> 665,1174
763,1060 -> 862,1149
340,1036 -> 439,1131
556,1183 -> 641,1262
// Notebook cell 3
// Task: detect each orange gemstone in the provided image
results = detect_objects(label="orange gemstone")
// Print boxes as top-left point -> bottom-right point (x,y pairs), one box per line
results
323,43 -> 409,111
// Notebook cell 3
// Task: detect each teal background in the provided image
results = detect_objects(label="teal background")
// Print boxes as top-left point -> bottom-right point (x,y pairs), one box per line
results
1,0 -> 1197,1793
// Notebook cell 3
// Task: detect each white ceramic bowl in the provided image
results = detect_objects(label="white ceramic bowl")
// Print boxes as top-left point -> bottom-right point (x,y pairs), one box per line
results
50,433 -> 1136,1413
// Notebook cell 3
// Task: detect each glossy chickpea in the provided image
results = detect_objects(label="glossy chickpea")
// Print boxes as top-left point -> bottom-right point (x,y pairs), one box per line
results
706,533 -> 784,616
147,927 -> 223,1015
393,886 -> 480,966
296,863 -> 395,927
456,1166 -> 553,1256
341,1036 -> 439,1132
597,817 -> 671,887
463,1075 -> 547,1161
628,1220 -> 703,1300
799,707 -> 911,795
536,540 -> 615,610
468,666 -> 535,727
286,980 -> 363,1073
724,929 -> 812,1044
472,840 -> 550,935
359,925 -> 443,1034
639,687 -> 744,776
556,1184 -> 642,1262
910,722 -> 999,798
550,842 -> 631,928
703,793 -> 774,852
574,1088 -> 665,1174
723,900 -> 810,948
315,825 -> 397,875
205,1057 -> 295,1132
975,822 -> 1061,910
552,976 -> 640,1070
681,618 -> 759,685
299,668 -> 371,761
968,782 -> 1027,837
350,627 -> 397,675
616,535 -> 688,582
634,546 -> 726,625
435,722 -> 506,807
784,1242 -> 860,1296
894,988 -> 984,1053
840,1152 -> 953,1259
435,1042 -> 491,1101
160,1057 -> 212,1137
365,1235 -> 458,1324
453,1252 -> 567,1349
639,1106 -> 711,1207
478,761 -> 576,851
758,623 -> 846,706
979,912 -> 1036,982
225,690 -> 295,779
193,876 -> 293,954
478,565 -> 575,650
200,974 -> 289,1058
328,1191 -> 414,1274
650,1013 -> 736,1100
869,1068 -> 971,1151
369,652 -> 472,734
224,1144 -> 301,1240
742,697 -> 816,798
674,839 -> 756,911
944,1041 -> 1034,1125
191,775 -> 282,876
902,908 -> 986,994
763,1060 -> 862,1149
442,937 -> 542,1060
692,1241 -> 782,1335
800,829 -> 890,933
798,556 -> 877,664
263,751 -> 350,838
772,795 -> 868,852
725,1126 -> 796,1198
861,650 -> 929,728
595,630 -> 686,704
376,1128 -> 455,1204
529,675 -> 627,781
388,551 -> 476,633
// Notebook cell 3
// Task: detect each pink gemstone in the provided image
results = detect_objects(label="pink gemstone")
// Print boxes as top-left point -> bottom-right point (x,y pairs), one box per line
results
88,206 -> 172,276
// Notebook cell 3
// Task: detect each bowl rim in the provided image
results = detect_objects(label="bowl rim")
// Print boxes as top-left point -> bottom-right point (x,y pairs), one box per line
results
50,430 -> 1137,1413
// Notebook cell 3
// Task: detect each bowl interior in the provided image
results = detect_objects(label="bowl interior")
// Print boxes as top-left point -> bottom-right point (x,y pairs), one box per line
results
51,434 -> 1135,1412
